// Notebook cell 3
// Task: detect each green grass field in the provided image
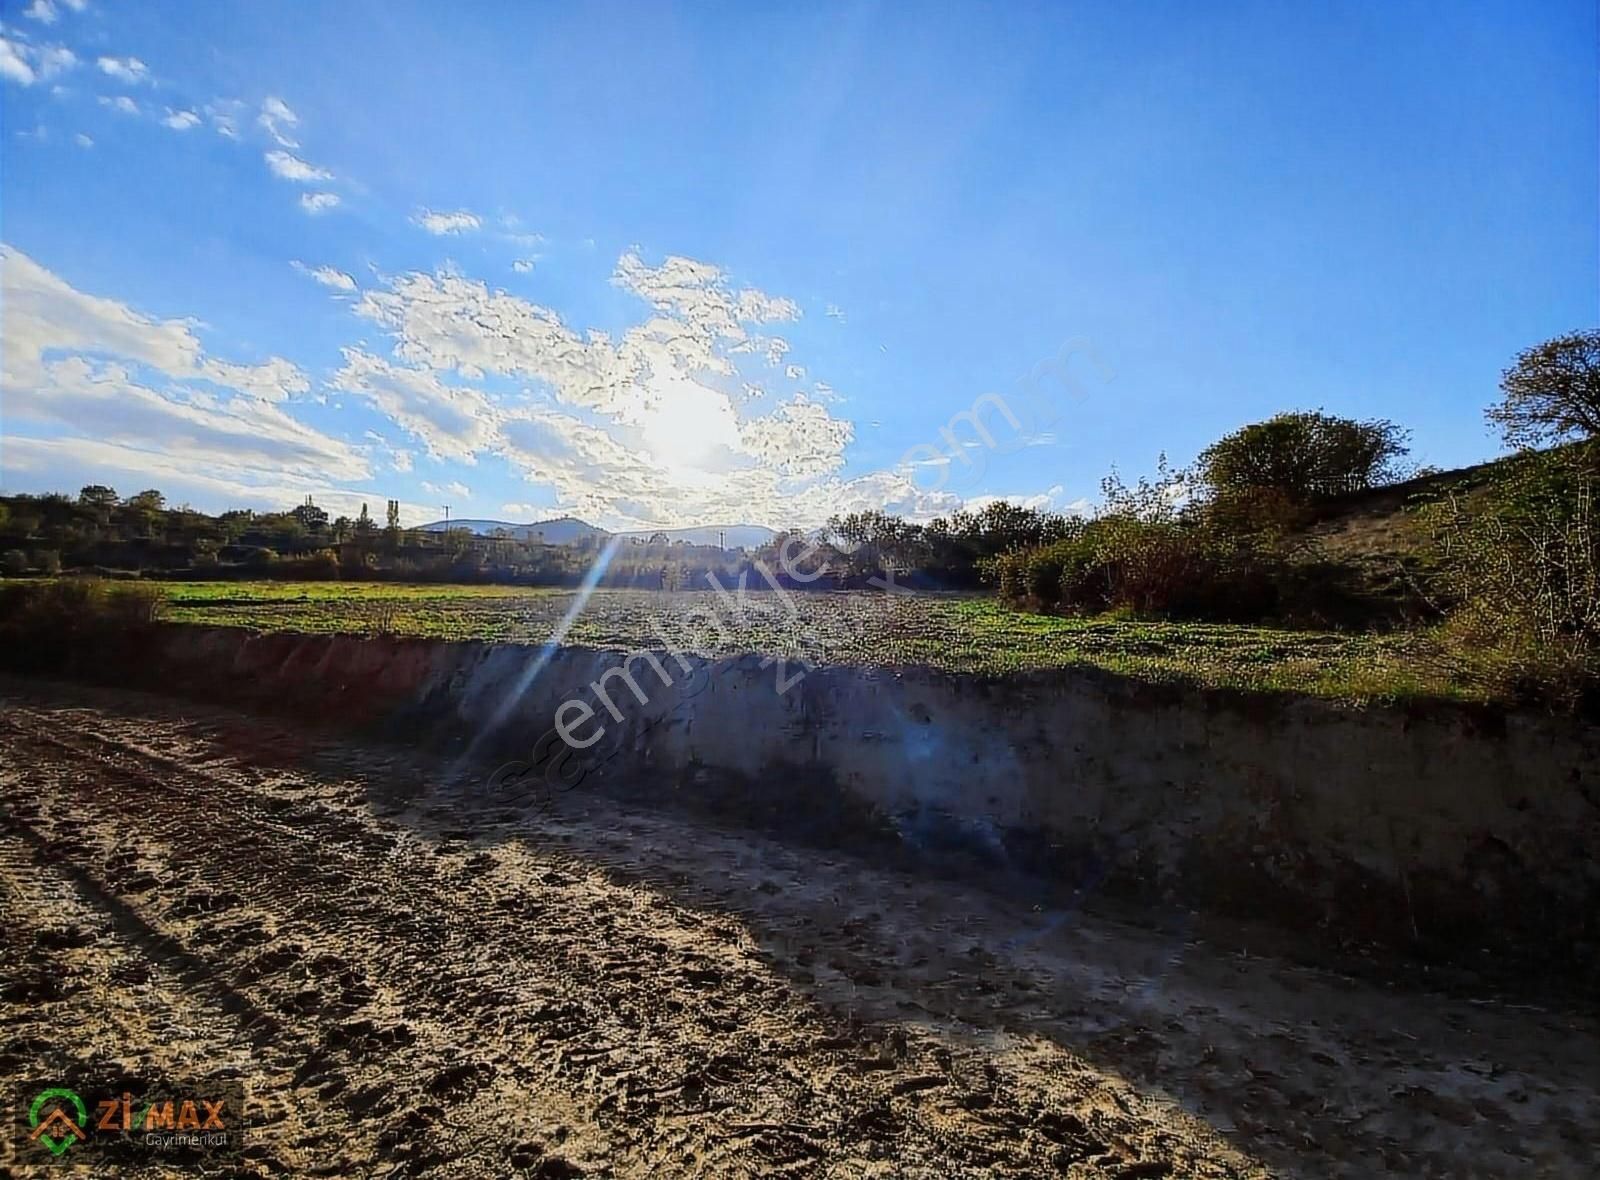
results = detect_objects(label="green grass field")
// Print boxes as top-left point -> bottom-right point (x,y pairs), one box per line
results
152,580 -> 1465,703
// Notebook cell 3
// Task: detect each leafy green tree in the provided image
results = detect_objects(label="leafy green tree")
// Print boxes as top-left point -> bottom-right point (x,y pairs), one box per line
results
78,484 -> 119,511
1489,329 -> 1600,448
1198,411 -> 1408,504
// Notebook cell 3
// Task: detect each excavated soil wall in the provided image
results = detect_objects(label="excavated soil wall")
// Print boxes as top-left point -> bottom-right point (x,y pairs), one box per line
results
85,625 -> 1600,967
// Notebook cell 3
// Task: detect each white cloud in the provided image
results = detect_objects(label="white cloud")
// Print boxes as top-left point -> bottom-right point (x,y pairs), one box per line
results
825,304 -> 846,322
421,479 -> 471,500
162,108 -> 200,131
963,486 -> 1093,517
0,246 -> 365,488
96,55 -> 148,84
0,38 -> 35,85
73,131 -> 92,147
291,261 -> 356,292
413,208 -> 482,235
258,96 -> 298,146
36,44 -> 74,78
331,349 -> 501,464
785,364 -> 806,380
1,36 -> 75,85
265,150 -> 332,182
613,251 -> 800,340
300,192 -> 340,214
342,255 -> 945,529
511,258 -> 535,273
738,394 -> 853,477
22,0 -> 84,22
4,435 -> 427,522
98,94 -> 138,115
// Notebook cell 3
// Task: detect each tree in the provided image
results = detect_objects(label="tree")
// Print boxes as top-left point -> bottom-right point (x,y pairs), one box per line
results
383,499 -> 402,552
78,485 -> 119,511
1197,411 -> 1408,504
1489,330 -> 1600,448
291,496 -> 329,533
126,489 -> 166,512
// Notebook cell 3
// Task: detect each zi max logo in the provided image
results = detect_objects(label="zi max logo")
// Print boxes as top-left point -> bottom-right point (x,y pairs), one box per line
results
21,1082 -> 239,1162
28,1088 -> 87,1158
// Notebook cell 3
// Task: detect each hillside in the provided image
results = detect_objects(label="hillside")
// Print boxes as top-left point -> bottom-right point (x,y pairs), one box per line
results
1282,449 -> 1546,626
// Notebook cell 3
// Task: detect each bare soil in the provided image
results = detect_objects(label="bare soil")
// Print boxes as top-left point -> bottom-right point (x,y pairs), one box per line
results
0,678 -> 1593,1177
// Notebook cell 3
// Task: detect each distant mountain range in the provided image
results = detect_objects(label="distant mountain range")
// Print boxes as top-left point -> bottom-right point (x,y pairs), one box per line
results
418,517 -> 778,550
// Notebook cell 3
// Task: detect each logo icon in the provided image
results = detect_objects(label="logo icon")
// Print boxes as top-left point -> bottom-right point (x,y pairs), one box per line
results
29,1088 -> 87,1158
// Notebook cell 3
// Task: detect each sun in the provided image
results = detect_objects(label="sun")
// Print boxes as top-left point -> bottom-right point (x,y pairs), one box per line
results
636,375 -> 742,477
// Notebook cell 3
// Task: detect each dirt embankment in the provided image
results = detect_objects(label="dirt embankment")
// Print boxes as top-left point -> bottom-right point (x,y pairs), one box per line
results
54,623 -> 1600,980
3,678 -> 1597,1178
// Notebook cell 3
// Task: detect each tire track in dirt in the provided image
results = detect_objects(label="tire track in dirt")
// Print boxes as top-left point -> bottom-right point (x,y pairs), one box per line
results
2,679 -> 1595,1178
0,695 -> 1262,1178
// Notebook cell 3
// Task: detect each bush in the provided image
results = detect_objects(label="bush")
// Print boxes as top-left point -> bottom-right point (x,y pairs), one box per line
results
0,579 -> 168,672
986,514 -> 1277,621
1421,446 -> 1599,709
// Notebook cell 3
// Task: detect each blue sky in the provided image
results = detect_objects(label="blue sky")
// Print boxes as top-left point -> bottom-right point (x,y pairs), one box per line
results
2,0 -> 1594,528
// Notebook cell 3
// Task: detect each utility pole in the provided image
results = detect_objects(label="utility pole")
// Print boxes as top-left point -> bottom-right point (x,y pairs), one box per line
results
443,505 -> 450,528
718,528 -> 726,550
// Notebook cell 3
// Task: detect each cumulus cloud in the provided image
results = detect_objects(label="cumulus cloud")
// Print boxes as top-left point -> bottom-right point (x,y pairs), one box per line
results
25,0 -> 58,24
300,192 -> 340,214
162,108 -> 200,131
96,55 -> 148,84
73,132 -> 92,147
511,258 -> 535,274
413,208 -> 482,235
291,261 -> 357,292
98,94 -> 137,115
258,96 -> 298,146
265,150 -> 332,182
